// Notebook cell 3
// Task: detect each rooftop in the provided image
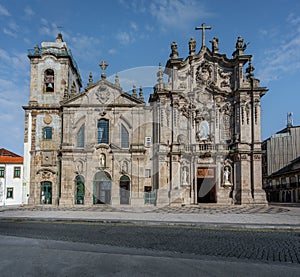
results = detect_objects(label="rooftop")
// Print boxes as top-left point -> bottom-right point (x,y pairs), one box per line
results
0,148 -> 23,164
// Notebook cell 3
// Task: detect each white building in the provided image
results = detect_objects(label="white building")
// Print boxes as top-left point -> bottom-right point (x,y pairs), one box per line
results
0,148 -> 26,206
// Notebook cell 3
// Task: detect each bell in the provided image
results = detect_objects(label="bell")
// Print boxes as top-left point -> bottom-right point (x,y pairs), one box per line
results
47,83 -> 53,89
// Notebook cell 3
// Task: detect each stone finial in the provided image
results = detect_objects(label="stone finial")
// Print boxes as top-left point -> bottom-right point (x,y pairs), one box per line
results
99,60 -> 108,79
189,38 -> 196,56
88,72 -> 93,85
246,58 -> 255,79
132,85 -> 137,97
55,33 -> 63,42
170,42 -> 178,59
157,63 -> 163,82
210,37 -> 219,54
139,86 -> 144,101
115,73 -> 120,87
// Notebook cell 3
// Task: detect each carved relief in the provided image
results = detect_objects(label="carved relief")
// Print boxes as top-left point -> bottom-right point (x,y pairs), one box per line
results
96,84 -> 110,103
218,68 -> 232,88
43,114 -> 52,124
196,61 -> 213,86
253,154 -> 261,160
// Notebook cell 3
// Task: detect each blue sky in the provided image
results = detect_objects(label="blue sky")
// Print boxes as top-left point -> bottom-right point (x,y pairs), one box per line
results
0,0 -> 300,155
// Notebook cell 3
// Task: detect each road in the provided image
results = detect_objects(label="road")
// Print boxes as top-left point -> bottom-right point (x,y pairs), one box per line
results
0,220 -> 299,276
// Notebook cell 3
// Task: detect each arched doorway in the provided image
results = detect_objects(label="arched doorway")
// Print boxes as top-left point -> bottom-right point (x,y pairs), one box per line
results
40,181 -> 52,204
75,175 -> 85,204
120,175 -> 130,204
93,171 -> 112,204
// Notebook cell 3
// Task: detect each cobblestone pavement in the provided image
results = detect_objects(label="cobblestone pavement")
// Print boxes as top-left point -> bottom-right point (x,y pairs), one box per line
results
147,205 -> 289,214
0,221 -> 299,264
1,204 -> 289,214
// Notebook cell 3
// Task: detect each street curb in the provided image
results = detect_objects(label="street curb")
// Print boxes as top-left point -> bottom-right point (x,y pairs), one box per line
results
1,217 -> 300,231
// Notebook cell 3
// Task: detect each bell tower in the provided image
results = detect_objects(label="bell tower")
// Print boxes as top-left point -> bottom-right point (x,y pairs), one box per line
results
23,34 -> 82,205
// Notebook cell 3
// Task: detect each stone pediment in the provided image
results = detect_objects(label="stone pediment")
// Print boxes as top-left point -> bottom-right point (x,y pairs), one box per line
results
62,79 -> 144,107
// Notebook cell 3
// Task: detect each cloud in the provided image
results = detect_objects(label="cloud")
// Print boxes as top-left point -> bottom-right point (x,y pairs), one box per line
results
0,48 -> 29,79
149,0 -> 213,30
24,6 -> 35,17
115,32 -> 133,45
0,4 -> 11,16
257,15 -> 300,83
108,48 -> 117,55
107,65 -> 162,92
118,0 -> 147,13
3,27 -> 17,38
130,22 -> 138,31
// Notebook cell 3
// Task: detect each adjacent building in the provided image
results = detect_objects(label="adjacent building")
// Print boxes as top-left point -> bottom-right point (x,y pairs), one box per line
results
262,119 -> 300,203
0,148 -> 25,206
23,29 -> 268,207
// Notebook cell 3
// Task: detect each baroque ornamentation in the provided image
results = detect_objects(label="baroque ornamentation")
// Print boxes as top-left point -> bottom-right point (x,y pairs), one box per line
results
196,61 -> 213,86
96,84 -> 110,103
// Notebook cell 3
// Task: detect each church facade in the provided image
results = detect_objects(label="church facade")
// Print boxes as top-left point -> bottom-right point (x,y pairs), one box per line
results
23,28 -> 268,206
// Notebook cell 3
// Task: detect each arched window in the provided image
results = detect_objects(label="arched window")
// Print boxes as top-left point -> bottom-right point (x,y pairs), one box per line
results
77,124 -> 85,148
43,127 -> 52,140
44,69 -> 54,92
98,119 -> 109,144
121,124 -> 129,148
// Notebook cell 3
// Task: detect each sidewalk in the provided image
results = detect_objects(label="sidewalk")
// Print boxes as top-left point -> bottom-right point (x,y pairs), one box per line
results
0,204 -> 299,230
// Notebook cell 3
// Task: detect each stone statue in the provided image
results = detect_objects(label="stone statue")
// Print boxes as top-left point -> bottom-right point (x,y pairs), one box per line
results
182,167 -> 189,186
122,160 -> 128,173
170,42 -> 178,59
233,36 -> 248,57
99,154 -> 105,168
189,38 -> 196,56
223,166 -> 231,185
199,120 -> 209,140
210,37 -> 219,53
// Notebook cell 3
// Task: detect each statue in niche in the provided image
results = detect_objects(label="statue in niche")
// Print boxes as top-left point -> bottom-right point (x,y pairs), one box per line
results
99,154 -> 105,168
223,166 -> 231,186
197,120 -> 209,140
181,167 -> 189,186
122,160 -> 128,173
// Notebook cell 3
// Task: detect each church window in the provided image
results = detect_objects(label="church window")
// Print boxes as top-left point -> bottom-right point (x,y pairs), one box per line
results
98,119 -> 109,144
43,127 -> 52,140
121,124 -> 129,148
44,69 -> 54,92
77,124 -> 85,148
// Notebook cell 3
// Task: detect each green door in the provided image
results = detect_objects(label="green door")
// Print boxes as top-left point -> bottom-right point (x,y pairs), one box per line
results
41,181 -> 52,204
75,175 -> 85,204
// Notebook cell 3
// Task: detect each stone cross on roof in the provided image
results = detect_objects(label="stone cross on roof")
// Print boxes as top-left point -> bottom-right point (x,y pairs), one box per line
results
195,23 -> 212,48
99,61 -> 108,79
